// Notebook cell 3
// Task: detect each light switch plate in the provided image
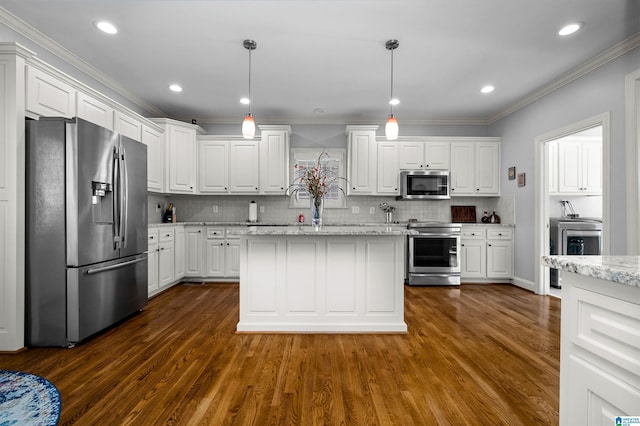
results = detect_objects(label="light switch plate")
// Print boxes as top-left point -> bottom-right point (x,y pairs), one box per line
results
352,206 -> 359,214
260,205 -> 265,213
212,205 -> 218,213
370,207 -> 375,214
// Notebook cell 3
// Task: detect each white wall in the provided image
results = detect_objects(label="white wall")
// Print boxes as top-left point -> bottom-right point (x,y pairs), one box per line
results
489,47 -> 640,283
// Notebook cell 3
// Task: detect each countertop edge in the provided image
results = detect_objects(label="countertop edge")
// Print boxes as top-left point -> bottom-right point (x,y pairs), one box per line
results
541,255 -> 640,288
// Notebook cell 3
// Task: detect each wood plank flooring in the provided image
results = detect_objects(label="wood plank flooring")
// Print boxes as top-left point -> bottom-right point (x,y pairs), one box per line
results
0,283 -> 560,425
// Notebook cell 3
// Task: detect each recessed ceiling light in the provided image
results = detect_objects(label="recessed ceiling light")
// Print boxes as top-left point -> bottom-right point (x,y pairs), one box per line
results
95,21 -> 118,35
240,97 -> 250,105
558,23 -> 582,36
389,98 -> 400,106
481,85 -> 495,94
169,84 -> 183,93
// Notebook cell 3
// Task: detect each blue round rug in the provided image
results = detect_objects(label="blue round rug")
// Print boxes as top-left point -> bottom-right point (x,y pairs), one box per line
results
0,370 -> 61,426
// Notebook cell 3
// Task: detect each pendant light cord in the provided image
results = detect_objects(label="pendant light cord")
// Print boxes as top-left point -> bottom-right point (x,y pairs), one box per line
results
248,46 -> 252,115
390,46 -> 394,116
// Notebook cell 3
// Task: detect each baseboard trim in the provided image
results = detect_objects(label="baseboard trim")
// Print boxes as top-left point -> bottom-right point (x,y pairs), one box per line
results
511,276 -> 537,293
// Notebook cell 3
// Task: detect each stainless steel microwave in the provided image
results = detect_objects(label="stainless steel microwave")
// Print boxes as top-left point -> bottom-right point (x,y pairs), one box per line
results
399,170 -> 450,200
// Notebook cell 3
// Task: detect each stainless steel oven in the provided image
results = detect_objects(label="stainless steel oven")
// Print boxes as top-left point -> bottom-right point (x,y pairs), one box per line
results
549,217 -> 602,288
406,223 -> 461,286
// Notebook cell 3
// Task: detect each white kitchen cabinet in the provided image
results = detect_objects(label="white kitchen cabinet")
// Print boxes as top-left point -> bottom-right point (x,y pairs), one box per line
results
205,227 -> 225,277
225,228 -> 243,278
398,140 -> 450,170
198,140 -> 229,193
461,226 -> 513,282
158,228 -> 175,288
25,65 -> 76,118
147,230 -> 159,295
76,92 -> 114,129
185,226 -> 204,277
347,125 -> 378,194
560,273 -> 640,425
377,142 -> 399,194
114,110 -> 142,142
259,125 -> 291,194
557,140 -> 602,194
174,226 -> 185,280
229,141 -> 259,193
450,140 -> 500,196
142,124 -> 165,192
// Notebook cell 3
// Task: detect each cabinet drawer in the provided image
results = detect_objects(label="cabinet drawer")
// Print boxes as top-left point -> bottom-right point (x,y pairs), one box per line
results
226,227 -> 243,239
461,229 -> 485,239
148,229 -> 159,246
159,228 -> 175,242
487,228 -> 512,240
206,227 -> 225,239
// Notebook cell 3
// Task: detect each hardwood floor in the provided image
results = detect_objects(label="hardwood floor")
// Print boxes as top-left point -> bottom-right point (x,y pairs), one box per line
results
0,283 -> 560,425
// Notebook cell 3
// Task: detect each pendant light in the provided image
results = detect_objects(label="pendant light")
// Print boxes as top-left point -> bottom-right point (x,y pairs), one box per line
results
385,39 -> 399,140
242,39 -> 257,139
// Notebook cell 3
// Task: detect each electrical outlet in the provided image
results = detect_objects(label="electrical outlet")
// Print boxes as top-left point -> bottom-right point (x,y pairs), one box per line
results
212,205 -> 218,213
259,205 -> 265,213
370,207 -> 375,214
352,206 -> 359,214
156,203 -> 162,213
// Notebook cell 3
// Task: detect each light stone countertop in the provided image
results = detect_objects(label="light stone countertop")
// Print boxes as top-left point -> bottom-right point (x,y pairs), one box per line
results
228,225 -> 415,236
541,255 -> 640,288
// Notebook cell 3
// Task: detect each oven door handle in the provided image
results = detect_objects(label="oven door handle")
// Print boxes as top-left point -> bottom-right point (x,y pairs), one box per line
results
409,233 -> 460,238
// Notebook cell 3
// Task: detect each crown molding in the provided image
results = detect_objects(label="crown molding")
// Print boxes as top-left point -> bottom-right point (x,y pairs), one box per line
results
488,32 -> 640,124
0,7 -> 166,117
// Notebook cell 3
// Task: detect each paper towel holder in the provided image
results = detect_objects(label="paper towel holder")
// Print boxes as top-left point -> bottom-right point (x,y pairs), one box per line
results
248,200 -> 258,223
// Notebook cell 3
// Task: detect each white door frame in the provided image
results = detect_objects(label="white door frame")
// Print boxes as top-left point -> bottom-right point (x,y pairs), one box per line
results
625,69 -> 640,255
533,113 -> 611,295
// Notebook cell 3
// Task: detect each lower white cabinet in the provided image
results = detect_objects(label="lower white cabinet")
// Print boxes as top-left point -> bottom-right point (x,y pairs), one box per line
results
147,230 -> 159,295
460,226 -> 513,282
148,225 -> 185,297
175,226 -> 185,280
560,273 -> 640,425
185,226 -> 204,277
204,226 -> 241,278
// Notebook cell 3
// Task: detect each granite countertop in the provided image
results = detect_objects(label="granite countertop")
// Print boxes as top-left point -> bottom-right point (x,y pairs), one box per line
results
541,255 -> 640,288
228,225 -> 414,236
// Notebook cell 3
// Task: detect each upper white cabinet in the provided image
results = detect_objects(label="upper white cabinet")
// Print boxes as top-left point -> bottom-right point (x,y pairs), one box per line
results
198,140 -> 229,193
377,142 -> 399,194
197,137 -> 259,194
26,65 -> 76,118
114,110 -> 142,142
450,139 -> 500,196
557,140 -> 602,194
229,141 -> 259,193
347,125 -> 378,194
142,124 -> 165,193
76,92 -> 114,129
398,140 -> 450,170
259,125 -> 291,194
151,118 -> 203,194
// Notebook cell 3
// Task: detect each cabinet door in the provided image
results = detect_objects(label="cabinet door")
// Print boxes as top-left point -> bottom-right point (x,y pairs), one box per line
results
581,141 -> 602,194
174,227 -> 185,280
260,131 -> 289,194
225,240 -> 241,277
486,240 -> 513,278
76,92 -> 114,129
229,141 -> 259,193
168,125 -> 196,193
198,141 -> 229,193
450,142 -> 475,195
377,143 -> 399,194
460,240 -> 486,278
424,141 -> 450,169
558,141 -> 582,193
113,111 -> 142,142
205,239 -> 225,277
158,241 -> 175,288
475,142 -> 500,194
142,125 -> 165,192
398,142 -> 425,169
148,242 -> 159,295
348,130 -> 377,194
185,228 -> 203,277
26,65 -> 76,118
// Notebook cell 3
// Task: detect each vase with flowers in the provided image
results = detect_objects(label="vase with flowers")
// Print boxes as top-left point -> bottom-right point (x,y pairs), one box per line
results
287,152 -> 346,228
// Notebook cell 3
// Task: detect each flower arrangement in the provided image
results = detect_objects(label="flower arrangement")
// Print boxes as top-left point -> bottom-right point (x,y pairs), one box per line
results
288,152 -> 346,209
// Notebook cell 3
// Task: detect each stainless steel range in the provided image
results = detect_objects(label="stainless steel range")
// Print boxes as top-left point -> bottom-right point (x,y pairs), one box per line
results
406,222 -> 461,286
549,217 -> 602,288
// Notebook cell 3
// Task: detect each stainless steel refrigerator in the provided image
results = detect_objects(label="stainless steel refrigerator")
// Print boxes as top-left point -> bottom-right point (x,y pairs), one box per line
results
26,117 -> 148,347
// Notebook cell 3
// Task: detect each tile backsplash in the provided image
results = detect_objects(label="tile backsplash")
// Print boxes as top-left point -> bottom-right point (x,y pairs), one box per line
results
149,193 -> 515,225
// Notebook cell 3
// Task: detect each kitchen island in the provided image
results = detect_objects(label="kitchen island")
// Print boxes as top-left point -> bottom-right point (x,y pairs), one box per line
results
541,255 -> 640,425
230,225 -> 411,333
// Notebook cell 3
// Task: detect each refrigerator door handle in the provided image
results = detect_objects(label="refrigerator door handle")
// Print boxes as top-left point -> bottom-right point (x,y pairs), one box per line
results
86,256 -> 146,275
112,147 -> 121,250
121,145 -> 128,249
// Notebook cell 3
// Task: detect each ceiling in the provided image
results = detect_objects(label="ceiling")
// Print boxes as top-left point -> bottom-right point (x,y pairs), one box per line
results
1,0 -> 639,126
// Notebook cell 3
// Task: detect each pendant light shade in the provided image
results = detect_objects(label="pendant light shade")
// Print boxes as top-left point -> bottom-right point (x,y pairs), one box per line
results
242,113 -> 255,139
385,114 -> 399,140
385,39 -> 399,140
242,39 -> 257,139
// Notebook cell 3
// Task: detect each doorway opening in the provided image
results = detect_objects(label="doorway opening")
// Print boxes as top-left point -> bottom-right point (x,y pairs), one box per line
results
534,113 -> 610,296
